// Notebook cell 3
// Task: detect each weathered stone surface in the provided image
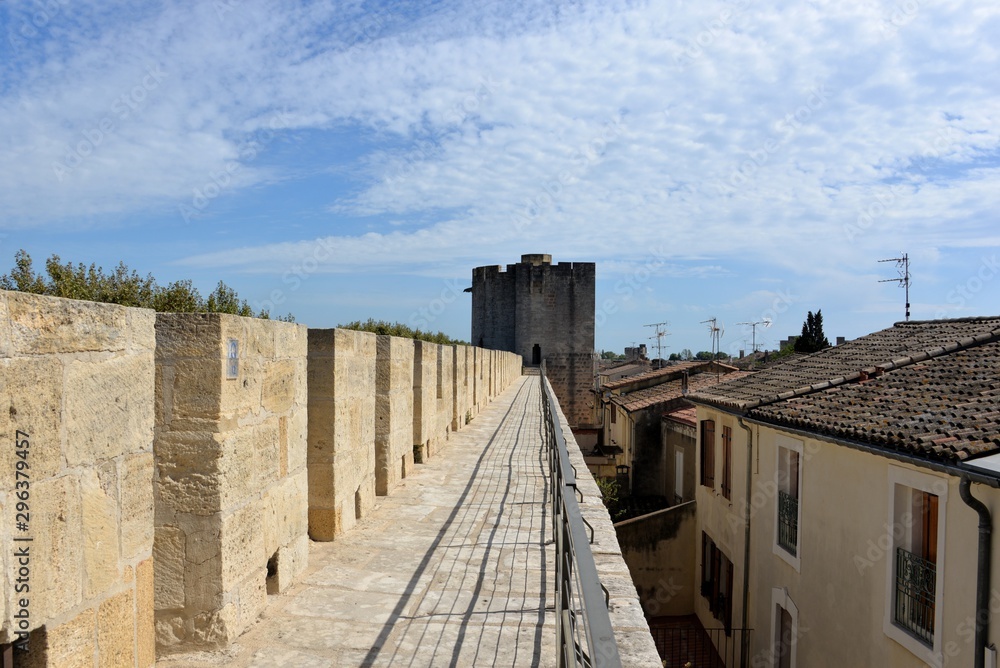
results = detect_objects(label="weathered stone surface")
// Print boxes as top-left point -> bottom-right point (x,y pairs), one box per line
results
307,329 -> 376,540
412,340 -> 438,459
120,453 -> 155,560
65,352 -> 154,467
262,359 -> 297,414
153,525 -> 186,610
32,474 -> 84,622
0,357 -> 63,489
137,558 -> 156,667
97,589 -> 135,668
375,335 -> 414,496
154,312 -> 309,652
8,292 -> 130,354
82,469 -> 121,599
21,607 -> 95,668
155,432 -> 223,516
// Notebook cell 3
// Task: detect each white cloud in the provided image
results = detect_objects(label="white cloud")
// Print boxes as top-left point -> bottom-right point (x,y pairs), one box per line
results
0,0 -> 997,302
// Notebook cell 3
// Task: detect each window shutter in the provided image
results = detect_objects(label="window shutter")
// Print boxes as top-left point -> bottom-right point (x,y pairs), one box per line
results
701,420 -> 716,488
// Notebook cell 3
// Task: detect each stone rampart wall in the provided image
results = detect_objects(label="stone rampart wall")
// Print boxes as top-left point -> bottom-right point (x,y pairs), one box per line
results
154,313 -> 309,652
0,292 -> 156,667
0,287 -> 521,665
307,329 -> 376,541
375,335 -> 414,496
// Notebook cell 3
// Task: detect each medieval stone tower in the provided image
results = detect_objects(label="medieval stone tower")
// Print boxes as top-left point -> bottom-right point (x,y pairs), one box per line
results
470,253 -> 595,428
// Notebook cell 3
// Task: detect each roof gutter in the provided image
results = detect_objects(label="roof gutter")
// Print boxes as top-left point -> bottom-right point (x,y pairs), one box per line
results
737,416 -> 753,668
738,416 -> 1000,489
959,478 -> 993,668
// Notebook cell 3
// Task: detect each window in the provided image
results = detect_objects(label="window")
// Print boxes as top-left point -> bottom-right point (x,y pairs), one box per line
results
884,466 -> 947,664
771,588 -> 799,668
773,437 -> 803,571
894,491 -> 937,644
700,420 -> 715,488
721,425 -> 733,499
610,406 -> 616,424
674,449 -> 684,505
701,532 -> 734,633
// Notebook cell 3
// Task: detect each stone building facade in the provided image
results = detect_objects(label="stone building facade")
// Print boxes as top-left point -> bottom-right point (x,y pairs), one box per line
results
470,254 -> 595,428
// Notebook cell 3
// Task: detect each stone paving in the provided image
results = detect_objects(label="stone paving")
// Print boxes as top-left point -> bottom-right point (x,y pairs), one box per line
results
158,375 -> 556,668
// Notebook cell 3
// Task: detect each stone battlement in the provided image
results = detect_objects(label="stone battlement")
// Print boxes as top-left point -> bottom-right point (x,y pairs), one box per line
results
0,290 -> 521,666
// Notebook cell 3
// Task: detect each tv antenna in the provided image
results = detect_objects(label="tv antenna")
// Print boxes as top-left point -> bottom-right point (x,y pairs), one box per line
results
644,321 -> 670,368
701,317 -> 725,361
736,318 -> 771,367
879,253 -> 911,321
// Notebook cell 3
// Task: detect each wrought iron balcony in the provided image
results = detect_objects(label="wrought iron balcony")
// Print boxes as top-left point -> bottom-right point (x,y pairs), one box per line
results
777,490 -> 798,556
895,547 -> 936,646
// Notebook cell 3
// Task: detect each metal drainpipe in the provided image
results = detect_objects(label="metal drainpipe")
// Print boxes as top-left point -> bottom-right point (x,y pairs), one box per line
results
960,477 -> 992,668
738,417 -> 753,668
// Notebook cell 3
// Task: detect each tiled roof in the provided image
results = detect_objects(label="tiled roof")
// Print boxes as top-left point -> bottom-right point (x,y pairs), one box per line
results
598,362 -> 650,377
690,317 -> 1000,411
602,360 -> 737,391
663,406 -> 698,427
612,370 -> 752,412
750,339 -> 1000,463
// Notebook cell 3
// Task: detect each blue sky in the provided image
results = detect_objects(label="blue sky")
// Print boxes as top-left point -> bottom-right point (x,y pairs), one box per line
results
2,0 -> 999,356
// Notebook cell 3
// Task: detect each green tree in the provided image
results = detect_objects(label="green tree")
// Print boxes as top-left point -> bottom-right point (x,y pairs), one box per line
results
0,249 -> 293,320
337,318 -> 466,345
794,310 -> 831,353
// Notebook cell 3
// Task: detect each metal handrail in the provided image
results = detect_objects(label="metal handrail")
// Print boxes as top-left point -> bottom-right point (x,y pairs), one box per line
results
540,365 -> 622,668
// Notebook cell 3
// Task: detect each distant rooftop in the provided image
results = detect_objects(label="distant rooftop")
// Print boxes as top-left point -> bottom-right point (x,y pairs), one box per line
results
688,316 -> 1000,465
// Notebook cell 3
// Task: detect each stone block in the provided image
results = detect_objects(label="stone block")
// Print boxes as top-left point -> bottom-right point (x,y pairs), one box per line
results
120,452 -> 154,560
189,602 -> 238,648
262,358 -> 297,414
0,357 -> 63,490
21,607 -> 95,668
154,313 -> 221,359
220,504 -> 265,594
286,408 -> 307,474
153,525 -> 186,610
127,307 -> 157,353
155,432 -> 223,516
308,508 -> 340,542
269,534 -> 309,595
97,589 -> 135,668
136,558 -> 155,667
237,571 -> 267,633
65,353 -> 154,467
81,468 -> 121,599
262,470 -> 308,559
163,358 -> 222,422
32,474 -> 84,622
8,292 -> 129,354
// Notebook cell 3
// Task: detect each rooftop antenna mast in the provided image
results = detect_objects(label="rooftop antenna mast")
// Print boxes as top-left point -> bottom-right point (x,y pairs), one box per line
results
644,321 -> 670,368
879,253 -> 911,321
700,318 -> 725,373
736,318 -> 771,368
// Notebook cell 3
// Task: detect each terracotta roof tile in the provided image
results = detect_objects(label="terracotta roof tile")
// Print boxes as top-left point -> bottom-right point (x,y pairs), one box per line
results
690,316 -> 1000,411
611,370 -> 751,412
748,337 -> 1000,464
602,360 -> 738,391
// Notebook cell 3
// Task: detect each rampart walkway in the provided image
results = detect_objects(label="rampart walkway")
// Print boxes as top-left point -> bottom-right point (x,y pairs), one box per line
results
160,375 -> 557,667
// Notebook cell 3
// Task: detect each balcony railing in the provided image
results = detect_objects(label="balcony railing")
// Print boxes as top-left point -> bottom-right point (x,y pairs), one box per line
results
895,547 -> 936,646
777,490 -> 798,556
649,623 -> 752,668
